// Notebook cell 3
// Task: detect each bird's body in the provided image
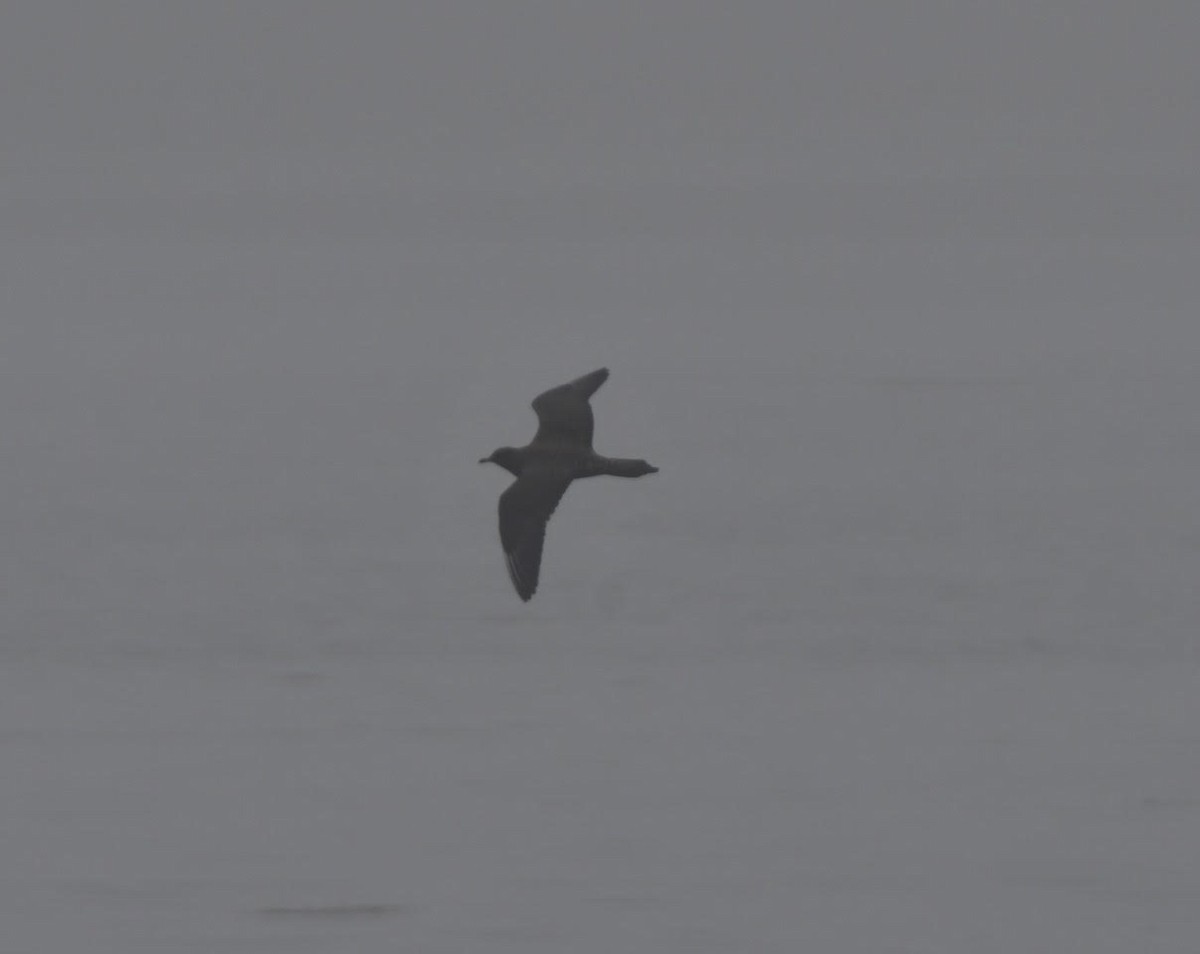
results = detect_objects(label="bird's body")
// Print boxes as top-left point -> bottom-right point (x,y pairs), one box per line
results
480,368 -> 658,601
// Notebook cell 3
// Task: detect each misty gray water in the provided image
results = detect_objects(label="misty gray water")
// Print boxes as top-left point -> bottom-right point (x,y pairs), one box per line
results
3,6 -> 1200,952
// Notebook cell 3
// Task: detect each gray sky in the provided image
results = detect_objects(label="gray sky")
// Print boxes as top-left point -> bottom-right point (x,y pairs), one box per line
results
1,5 -> 1197,441
2,4 -> 1196,154
0,0 -> 1194,660
4,9 -> 1200,952
2,4 -> 1198,578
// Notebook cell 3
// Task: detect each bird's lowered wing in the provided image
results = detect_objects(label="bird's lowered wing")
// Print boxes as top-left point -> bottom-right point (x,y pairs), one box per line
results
498,474 -> 573,601
531,367 -> 609,448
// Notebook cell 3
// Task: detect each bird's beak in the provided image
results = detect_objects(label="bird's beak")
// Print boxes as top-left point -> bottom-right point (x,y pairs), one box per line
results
478,457 -> 490,464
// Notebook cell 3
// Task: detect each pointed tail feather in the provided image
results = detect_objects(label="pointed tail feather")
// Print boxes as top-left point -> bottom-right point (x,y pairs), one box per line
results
598,457 -> 658,478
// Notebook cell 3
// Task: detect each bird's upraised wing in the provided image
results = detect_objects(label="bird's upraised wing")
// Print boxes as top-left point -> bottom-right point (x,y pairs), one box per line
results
498,474 -> 573,601
531,367 -> 609,448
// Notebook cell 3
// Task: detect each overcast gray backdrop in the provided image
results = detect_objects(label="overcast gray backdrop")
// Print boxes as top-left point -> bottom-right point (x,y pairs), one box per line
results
2,4 -> 1199,952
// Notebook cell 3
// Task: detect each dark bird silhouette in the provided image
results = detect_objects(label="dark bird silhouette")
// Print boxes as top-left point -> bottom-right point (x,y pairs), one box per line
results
479,368 -> 658,601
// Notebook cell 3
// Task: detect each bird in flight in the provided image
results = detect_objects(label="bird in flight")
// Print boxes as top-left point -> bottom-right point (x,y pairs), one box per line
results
479,368 -> 658,601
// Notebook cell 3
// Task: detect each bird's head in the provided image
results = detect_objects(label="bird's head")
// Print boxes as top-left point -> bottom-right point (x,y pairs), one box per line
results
478,446 -> 523,476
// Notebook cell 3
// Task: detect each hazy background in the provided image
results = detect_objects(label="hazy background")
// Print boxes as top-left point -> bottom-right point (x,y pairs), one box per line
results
2,4 -> 1198,951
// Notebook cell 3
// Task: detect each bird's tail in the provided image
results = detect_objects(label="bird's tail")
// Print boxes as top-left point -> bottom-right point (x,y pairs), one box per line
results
597,457 -> 659,478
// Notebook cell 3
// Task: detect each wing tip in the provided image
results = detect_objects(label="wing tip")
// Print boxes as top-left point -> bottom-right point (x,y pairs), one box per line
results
575,367 -> 609,397
505,550 -> 538,602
